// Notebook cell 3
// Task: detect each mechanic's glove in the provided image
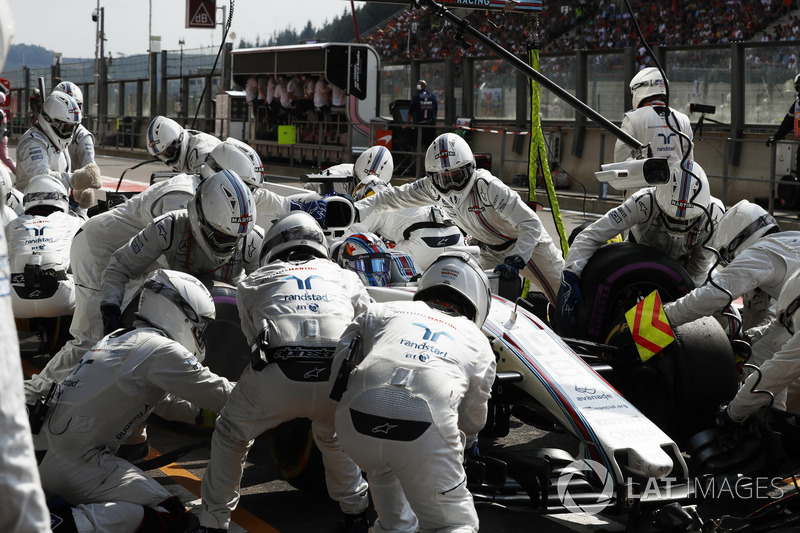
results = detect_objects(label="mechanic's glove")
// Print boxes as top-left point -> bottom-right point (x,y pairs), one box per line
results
766,136 -> 776,147
72,162 -> 102,190
559,270 -> 584,331
465,440 -> 480,459
195,409 -> 219,428
291,199 -> 327,229
493,255 -> 526,281
100,304 -> 122,335
715,405 -> 744,427
75,188 -> 96,209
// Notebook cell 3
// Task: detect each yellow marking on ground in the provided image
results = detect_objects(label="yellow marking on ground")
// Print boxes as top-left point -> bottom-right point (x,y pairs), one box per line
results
149,447 -> 282,532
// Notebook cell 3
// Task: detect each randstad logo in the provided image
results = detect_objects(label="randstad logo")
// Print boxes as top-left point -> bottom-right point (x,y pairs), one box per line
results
555,459 -> 614,515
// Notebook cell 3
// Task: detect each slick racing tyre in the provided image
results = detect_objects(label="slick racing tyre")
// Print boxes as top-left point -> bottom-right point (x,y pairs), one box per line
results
249,418 -> 327,494
554,242 -> 695,341
202,283 -> 249,381
603,316 -> 738,447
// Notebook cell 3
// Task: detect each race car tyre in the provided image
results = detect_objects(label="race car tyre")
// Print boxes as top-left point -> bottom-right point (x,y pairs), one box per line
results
603,316 -> 738,447
553,242 -> 695,341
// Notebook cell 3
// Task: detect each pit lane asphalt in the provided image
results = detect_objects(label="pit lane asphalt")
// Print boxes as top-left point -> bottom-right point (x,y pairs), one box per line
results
15,149 -> 628,532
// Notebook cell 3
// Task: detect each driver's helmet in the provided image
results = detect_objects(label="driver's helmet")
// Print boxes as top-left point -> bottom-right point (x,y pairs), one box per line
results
352,177 -> 390,202
338,232 -> 392,287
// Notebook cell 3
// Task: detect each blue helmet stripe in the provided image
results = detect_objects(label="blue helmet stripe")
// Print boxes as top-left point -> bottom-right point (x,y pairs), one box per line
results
369,147 -> 386,174
221,169 -> 250,233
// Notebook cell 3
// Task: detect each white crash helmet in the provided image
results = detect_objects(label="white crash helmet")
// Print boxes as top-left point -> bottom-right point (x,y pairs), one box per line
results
654,160 -> 710,235
338,232 -> 393,287
202,138 -> 264,191
630,67 -> 668,109
136,269 -> 216,360
188,169 -> 255,266
712,200 -> 779,262
413,250 -> 491,327
259,210 -> 328,265
352,177 -> 391,202
778,269 -> 800,335
354,146 -> 393,186
425,133 -> 477,207
54,81 -> 83,109
23,175 -> 69,215
147,116 -> 188,171
38,91 -> 82,152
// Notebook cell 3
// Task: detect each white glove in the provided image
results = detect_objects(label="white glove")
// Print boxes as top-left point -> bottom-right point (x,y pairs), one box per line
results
75,188 -> 95,209
72,162 -> 102,190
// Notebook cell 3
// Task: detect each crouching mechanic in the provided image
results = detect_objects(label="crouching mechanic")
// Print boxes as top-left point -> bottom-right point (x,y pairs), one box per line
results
560,160 -> 724,328
354,132 -> 564,303
15,90 -> 102,208
331,251 -> 496,533
23,168 -> 203,405
718,269 -> 800,424
6,175 -> 85,319
98,170 -> 262,336
34,269 -> 234,533
663,200 -> 800,410
196,211 -> 371,532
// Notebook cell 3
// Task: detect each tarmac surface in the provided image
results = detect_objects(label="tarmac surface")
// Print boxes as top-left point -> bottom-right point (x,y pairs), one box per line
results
13,148 -> 800,532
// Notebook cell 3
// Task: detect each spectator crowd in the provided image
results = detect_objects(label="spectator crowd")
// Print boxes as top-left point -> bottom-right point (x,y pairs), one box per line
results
360,0 -> 798,65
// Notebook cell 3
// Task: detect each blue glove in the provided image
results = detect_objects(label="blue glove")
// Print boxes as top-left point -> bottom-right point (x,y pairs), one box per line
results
291,199 -> 328,229
559,270 -> 584,330
493,255 -> 525,281
465,440 -> 480,459
100,304 -> 122,335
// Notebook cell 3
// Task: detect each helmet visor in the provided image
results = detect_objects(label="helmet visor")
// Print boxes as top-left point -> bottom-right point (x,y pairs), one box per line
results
430,164 -> 473,193
24,191 -> 68,205
51,118 -> 78,139
347,253 -> 391,277
203,227 -> 240,255
158,135 -> 183,165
